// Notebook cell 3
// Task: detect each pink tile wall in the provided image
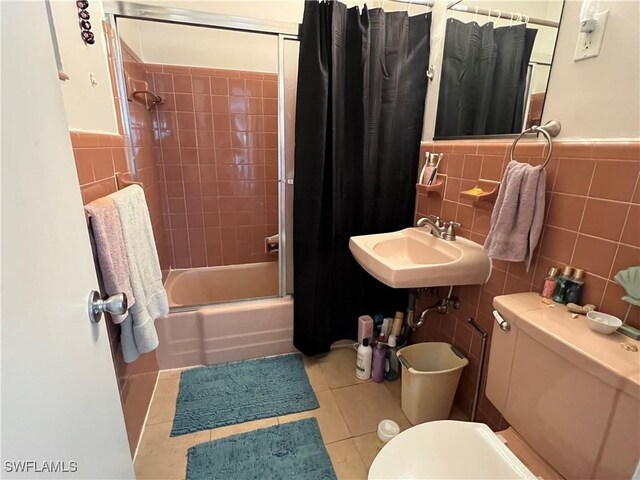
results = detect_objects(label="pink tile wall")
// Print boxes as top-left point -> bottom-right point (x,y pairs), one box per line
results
145,63 -> 279,268
122,46 -> 171,270
412,140 -> 640,430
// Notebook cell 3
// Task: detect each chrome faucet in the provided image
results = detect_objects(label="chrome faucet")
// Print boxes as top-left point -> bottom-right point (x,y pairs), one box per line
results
416,215 -> 460,241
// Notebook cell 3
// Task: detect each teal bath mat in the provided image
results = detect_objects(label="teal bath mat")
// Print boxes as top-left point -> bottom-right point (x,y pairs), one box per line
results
172,354 -> 318,436
186,418 -> 336,480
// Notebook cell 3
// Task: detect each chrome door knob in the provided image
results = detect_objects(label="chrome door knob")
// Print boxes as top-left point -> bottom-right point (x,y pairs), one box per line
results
88,290 -> 128,323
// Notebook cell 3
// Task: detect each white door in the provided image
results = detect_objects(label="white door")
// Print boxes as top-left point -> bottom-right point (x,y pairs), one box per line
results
1,2 -> 134,478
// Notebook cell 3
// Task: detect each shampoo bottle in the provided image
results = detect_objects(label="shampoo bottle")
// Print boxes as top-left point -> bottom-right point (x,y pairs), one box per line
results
357,315 -> 373,344
356,338 -> 373,380
565,268 -> 585,305
541,267 -> 560,299
391,311 -> 404,337
372,342 -> 386,383
552,266 -> 574,304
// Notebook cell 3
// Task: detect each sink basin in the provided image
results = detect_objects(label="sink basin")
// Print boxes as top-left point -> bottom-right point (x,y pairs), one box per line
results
349,228 -> 491,288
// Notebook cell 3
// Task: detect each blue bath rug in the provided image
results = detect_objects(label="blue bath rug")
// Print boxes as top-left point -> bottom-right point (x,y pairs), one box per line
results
171,354 -> 318,436
186,418 -> 336,480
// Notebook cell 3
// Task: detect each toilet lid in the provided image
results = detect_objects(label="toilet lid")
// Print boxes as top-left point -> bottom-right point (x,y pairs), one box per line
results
369,420 -> 537,480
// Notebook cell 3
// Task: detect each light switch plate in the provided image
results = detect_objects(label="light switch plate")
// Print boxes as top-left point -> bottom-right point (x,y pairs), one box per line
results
573,10 -> 609,62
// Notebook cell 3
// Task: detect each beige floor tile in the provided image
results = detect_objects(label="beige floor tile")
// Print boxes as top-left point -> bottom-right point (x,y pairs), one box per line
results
134,421 -> 209,480
278,389 -> 351,444
302,354 -> 330,392
158,369 -> 183,380
146,376 -> 180,425
209,417 -> 279,441
384,379 -> 402,404
158,365 -> 203,380
326,438 -> 368,480
333,382 -> 410,437
318,347 -> 371,389
352,432 -> 380,471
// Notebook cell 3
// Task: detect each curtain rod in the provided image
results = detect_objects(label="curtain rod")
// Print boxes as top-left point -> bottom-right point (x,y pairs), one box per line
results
448,2 -> 560,28
386,0 -> 435,7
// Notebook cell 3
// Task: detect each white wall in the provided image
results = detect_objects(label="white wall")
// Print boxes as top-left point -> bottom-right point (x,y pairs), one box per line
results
120,19 -> 279,72
49,0 -> 119,134
542,0 -> 640,139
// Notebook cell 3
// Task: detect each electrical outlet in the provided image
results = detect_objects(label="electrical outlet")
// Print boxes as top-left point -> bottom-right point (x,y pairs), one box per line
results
573,10 -> 609,62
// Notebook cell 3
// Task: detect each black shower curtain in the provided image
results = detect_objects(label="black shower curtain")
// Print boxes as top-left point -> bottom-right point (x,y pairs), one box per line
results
435,19 -> 537,137
293,1 -> 431,355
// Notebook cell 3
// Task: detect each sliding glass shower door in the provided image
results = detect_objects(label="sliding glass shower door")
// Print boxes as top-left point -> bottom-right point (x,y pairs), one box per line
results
108,8 -> 298,308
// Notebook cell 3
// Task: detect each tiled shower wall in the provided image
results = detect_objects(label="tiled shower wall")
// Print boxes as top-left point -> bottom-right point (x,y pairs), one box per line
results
412,140 -> 640,430
122,45 -> 171,269
146,63 -> 279,268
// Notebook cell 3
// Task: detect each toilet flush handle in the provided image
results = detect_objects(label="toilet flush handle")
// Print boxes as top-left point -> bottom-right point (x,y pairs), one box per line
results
492,310 -> 511,331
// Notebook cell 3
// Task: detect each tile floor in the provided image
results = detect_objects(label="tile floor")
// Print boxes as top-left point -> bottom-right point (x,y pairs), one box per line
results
134,347 -> 467,480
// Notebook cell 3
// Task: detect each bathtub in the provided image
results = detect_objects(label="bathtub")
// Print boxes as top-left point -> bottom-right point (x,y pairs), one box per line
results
164,261 -> 279,308
155,262 -> 295,369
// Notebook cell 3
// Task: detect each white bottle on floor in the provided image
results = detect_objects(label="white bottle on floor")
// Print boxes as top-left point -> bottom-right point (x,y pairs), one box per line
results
356,338 -> 373,380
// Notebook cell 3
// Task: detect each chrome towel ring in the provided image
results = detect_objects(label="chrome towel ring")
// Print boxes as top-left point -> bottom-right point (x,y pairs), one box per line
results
509,120 -> 562,169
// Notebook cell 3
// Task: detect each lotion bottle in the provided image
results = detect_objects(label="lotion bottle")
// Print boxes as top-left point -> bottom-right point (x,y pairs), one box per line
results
356,338 -> 372,380
372,342 -> 386,383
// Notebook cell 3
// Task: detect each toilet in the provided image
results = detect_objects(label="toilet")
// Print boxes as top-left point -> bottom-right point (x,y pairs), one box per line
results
370,292 -> 640,480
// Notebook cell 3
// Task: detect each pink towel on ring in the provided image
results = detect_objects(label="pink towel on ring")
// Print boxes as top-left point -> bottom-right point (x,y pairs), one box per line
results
85,197 -> 135,324
483,160 -> 546,271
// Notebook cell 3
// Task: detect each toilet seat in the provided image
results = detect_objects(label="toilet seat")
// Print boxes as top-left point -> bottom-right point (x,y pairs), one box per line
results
368,420 -> 537,480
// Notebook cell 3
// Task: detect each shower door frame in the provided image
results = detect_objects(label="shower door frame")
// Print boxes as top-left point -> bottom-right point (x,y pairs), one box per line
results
103,1 -> 298,299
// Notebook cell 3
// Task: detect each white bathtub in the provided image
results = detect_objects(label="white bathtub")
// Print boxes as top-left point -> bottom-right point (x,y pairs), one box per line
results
156,262 -> 295,369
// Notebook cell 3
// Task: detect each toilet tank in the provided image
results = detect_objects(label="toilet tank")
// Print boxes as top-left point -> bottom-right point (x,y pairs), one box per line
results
486,293 -> 640,480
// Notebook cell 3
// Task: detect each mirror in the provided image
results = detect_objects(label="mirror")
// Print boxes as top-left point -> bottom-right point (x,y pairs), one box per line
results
434,0 -> 564,139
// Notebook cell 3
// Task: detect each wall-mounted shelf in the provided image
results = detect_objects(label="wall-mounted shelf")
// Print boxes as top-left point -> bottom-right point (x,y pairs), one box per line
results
126,73 -> 163,111
416,174 -> 445,195
460,179 -> 500,203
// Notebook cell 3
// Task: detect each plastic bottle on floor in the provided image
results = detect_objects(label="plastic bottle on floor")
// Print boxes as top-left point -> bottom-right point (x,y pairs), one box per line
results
356,338 -> 372,380
372,342 -> 386,383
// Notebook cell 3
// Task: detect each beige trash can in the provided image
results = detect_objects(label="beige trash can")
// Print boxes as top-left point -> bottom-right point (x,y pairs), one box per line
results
396,342 -> 469,425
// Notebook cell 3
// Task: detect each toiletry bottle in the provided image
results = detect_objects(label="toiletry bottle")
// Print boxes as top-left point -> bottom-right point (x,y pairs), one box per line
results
384,335 -> 400,381
357,315 -> 374,344
356,338 -> 373,380
373,314 -> 384,336
541,267 -> 560,299
565,268 -> 585,305
382,317 -> 393,338
391,311 -> 404,338
372,342 -> 386,383
552,266 -> 574,304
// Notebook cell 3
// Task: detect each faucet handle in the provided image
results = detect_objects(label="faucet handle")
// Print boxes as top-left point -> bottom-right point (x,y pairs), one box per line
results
428,215 -> 443,228
443,221 -> 461,241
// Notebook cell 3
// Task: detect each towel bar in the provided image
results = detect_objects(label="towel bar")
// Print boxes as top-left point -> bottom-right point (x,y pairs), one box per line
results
509,120 -> 561,169
82,172 -> 143,223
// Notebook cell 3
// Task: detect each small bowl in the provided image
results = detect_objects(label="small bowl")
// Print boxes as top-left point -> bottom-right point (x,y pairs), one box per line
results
586,311 -> 622,335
